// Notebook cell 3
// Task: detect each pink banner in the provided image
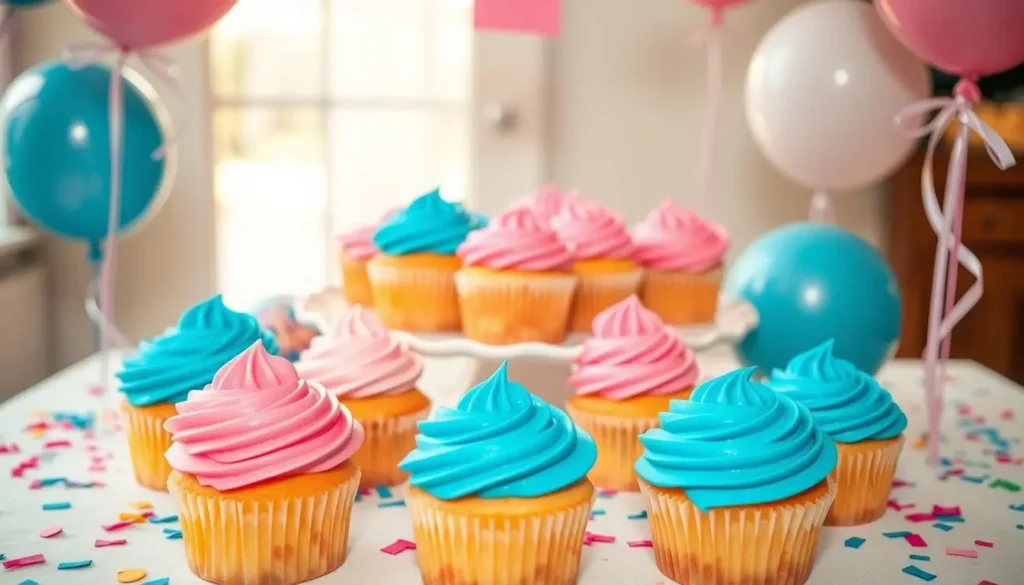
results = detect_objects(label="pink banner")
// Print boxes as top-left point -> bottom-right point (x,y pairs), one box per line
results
474,0 -> 560,37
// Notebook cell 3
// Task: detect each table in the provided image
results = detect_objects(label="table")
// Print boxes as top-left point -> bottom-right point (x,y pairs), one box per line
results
0,354 -> 1022,585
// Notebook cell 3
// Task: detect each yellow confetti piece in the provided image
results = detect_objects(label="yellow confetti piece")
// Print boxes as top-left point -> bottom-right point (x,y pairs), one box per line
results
119,512 -> 147,523
117,569 -> 147,583
27,428 -> 46,438
912,437 -> 927,450
128,501 -> 152,510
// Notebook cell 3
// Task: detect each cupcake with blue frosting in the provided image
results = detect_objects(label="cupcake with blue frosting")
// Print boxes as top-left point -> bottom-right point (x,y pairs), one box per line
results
368,188 -> 486,332
400,362 -> 596,585
635,367 -> 837,585
116,295 -> 278,490
768,340 -> 907,526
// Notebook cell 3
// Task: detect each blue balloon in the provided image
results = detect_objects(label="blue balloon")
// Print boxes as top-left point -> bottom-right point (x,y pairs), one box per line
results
2,61 -> 172,247
723,223 -> 901,376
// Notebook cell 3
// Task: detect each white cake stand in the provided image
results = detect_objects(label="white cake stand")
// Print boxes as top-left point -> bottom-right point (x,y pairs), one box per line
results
295,288 -> 758,407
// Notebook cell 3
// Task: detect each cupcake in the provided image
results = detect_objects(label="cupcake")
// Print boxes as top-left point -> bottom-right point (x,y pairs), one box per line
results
633,199 -> 729,325
767,340 -> 907,526
566,295 -> 698,491
635,367 -> 837,585
399,362 -> 597,585
517,183 -> 566,225
296,305 -> 429,488
165,340 -> 364,585
336,208 -> 399,307
552,195 -> 642,332
250,296 -> 319,361
455,207 -> 577,344
368,189 -> 485,332
116,295 -> 278,491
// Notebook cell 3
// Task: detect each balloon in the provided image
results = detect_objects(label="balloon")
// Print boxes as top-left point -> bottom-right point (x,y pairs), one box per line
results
723,222 -> 901,376
65,0 -> 237,49
2,61 -> 175,245
745,0 -> 931,192
876,0 -> 1024,78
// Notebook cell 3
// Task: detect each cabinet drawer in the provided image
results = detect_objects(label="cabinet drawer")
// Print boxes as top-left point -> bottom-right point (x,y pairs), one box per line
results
962,196 -> 1024,245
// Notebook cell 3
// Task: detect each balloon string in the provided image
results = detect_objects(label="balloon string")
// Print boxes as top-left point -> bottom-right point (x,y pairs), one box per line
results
808,191 -> 835,223
691,12 -> 723,212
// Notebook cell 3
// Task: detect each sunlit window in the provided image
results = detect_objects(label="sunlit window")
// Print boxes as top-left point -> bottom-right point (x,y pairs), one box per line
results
209,0 -> 472,307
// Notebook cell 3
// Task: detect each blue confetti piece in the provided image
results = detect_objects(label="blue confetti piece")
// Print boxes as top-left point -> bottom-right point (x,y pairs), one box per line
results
375,485 -> 393,499
355,493 -> 362,502
377,500 -> 406,508
933,523 -> 954,532
884,531 -> 912,538
1016,524 -> 1023,530
902,565 -> 936,581
162,528 -> 178,534
0,553 -> 5,560
164,530 -> 182,540
142,579 -> 170,585
909,554 -> 930,561
961,474 -> 988,484
590,509 -> 606,516
627,511 -> 647,520
933,514 -> 965,523
57,559 -> 93,570
42,501 -> 71,511
148,514 -> 179,524
17,580 -> 40,585
39,477 -> 67,487
844,537 -> 865,549
939,457 -> 953,467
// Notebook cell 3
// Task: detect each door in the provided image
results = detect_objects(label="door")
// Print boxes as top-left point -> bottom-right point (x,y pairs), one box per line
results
207,0 -> 550,308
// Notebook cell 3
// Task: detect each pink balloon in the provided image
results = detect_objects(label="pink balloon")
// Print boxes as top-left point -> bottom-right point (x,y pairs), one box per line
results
876,0 -> 1024,78
66,0 -> 238,49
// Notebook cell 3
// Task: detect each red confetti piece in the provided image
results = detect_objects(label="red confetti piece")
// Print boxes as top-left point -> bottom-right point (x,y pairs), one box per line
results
10,466 -> 25,478
380,538 -> 416,555
39,526 -> 63,538
946,547 -> 978,558
44,440 -> 71,449
978,580 -> 998,585
975,540 -> 994,548
905,533 -> 927,548
584,531 -> 616,544
95,538 -> 127,547
0,443 -> 19,454
905,513 -> 936,523
892,479 -> 912,488
933,505 -> 961,517
24,421 -> 49,432
944,468 -> 966,477
102,520 -> 135,532
995,454 -> 1013,465
957,404 -> 972,416
627,539 -> 653,548
1000,409 -> 1015,421
2,553 -> 45,569
887,500 -> 915,511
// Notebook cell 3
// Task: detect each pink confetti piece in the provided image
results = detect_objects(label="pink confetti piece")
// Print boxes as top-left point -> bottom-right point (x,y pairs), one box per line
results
1000,409 -> 1014,421
88,465 -> 106,473
905,513 -> 936,523
141,510 -> 155,518
474,0 -> 560,37
995,454 -> 1013,465
946,547 -> 978,558
978,580 -> 998,585
933,505 -> 961,517
584,531 -> 616,544
974,540 -> 993,548
892,479 -> 912,488
10,466 -> 25,478
627,539 -> 653,548
24,421 -> 49,431
944,468 -> 966,477
39,526 -> 63,538
597,489 -> 618,498
380,538 -> 416,555
28,479 -> 42,490
888,500 -> 915,511
2,553 -> 45,569
44,439 -> 71,449
102,520 -> 135,532
0,443 -> 19,454
94,538 -> 127,547
957,404 -> 972,416
88,384 -> 104,396
85,444 -> 99,452
905,533 -> 928,548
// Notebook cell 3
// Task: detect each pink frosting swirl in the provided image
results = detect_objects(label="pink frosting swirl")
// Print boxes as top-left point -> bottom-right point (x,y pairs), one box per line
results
164,340 -> 365,491
518,184 -> 565,225
457,207 -> 574,271
551,195 -> 635,260
569,296 -> 699,400
296,306 -> 423,399
336,208 -> 401,262
632,200 -> 729,272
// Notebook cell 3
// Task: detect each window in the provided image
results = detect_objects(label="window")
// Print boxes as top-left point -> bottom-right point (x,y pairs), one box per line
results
209,0 -> 472,308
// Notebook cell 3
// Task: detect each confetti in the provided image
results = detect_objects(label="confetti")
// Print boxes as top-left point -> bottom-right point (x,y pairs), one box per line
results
16,580 -> 39,585
946,547 -> 978,558
44,440 -> 71,449
95,539 -> 127,547
978,581 -> 998,585
39,526 -> 63,538
933,523 -> 954,532
1010,503 -> 1024,512
1001,409 -> 1015,421
2,554 -> 45,569
844,537 -> 865,549
0,443 -> 19,454
117,569 -> 148,583
590,509 -> 606,516
583,532 -> 615,544
57,559 -> 93,570
42,501 -> 71,511
933,505 -> 961,516
128,501 -> 152,510
905,513 -> 935,523
905,533 -> 927,548
375,485 -> 393,499
962,475 -> 988,484
163,530 -> 182,540
902,565 -> 936,581
119,512 -> 148,523
887,500 -> 914,511
377,500 -> 406,509
627,540 -> 653,548
141,579 -> 170,585
990,479 -> 1021,492
147,515 -> 178,524
884,531 -> 912,538
380,539 -> 416,555
103,520 -> 135,531
975,540 -> 993,548
627,511 -> 647,520
909,554 -> 930,561
596,490 -> 618,498
36,477 -> 66,488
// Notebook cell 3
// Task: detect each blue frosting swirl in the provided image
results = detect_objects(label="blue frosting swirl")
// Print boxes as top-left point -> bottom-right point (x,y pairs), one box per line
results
116,295 -> 279,407
399,361 -> 596,500
635,367 -> 837,512
767,340 -> 907,443
372,188 -> 486,256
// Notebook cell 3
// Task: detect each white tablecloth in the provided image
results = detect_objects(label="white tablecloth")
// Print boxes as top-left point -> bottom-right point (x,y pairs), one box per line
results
0,355 -> 1022,585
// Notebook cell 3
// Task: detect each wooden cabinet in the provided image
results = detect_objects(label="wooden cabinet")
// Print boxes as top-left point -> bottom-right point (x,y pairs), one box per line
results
888,145 -> 1024,385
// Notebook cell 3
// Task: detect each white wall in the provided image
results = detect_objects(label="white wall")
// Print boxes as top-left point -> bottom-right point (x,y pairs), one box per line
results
15,4 -> 216,370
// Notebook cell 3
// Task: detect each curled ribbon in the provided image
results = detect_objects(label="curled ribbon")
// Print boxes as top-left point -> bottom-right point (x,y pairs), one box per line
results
689,9 -> 723,212
895,81 -> 1016,465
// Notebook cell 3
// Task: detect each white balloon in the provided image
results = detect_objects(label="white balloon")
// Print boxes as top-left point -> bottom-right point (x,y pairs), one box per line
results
745,0 -> 931,192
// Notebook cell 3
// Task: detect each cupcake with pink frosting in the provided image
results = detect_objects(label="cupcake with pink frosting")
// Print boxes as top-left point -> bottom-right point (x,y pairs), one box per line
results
455,207 -> 577,344
296,305 -> 428,488
516,183 -> 567,225
552,194 -> 642,332
566,295 -> 699,491
165,340 -> 364,585
336,208 -> 398,307
633,199 -> 729,325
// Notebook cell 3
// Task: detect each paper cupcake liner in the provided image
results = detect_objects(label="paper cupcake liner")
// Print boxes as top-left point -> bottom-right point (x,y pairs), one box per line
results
826,435 -> 905,526
639,477 -> 836,585
120,401 -> 175,491
168,464 -> 361,585
351,405 -> 430,489
566,404 -> 657,492
640,267 -> 722,325
455,270 -> 577,344
367,261 -> 461,332
568,269 -> 643,333
406,482 -> 594,585
340,254 -> 374,307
